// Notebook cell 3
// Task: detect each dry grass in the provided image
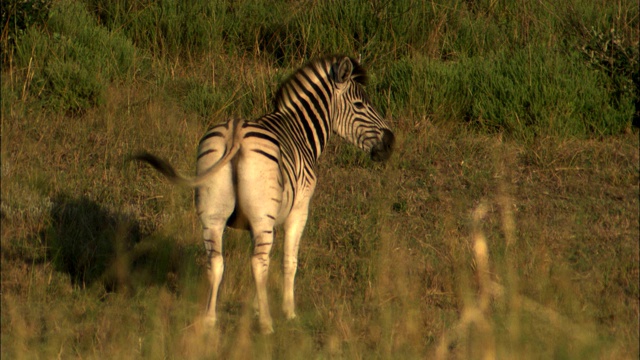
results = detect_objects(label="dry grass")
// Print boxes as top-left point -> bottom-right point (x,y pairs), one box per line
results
2,52 -> 639,359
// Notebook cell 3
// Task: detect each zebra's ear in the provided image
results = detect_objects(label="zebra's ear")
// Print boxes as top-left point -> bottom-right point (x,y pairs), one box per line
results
333,57 -> 353,84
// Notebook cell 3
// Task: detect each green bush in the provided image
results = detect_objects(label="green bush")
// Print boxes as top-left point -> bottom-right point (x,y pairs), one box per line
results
85,0 -> 226,59
41,58 -> 104,112
1,0 -> 52,61
4,0 -> 637,136
374,47 -> 634,139
12,0 -> 137,114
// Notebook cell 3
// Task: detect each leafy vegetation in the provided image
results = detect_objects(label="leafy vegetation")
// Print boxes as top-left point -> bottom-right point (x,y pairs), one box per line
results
2,0 -> 638,358
3,0 -> 637,134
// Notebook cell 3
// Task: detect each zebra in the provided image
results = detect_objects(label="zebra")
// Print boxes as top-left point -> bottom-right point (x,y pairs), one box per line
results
132,55 -> 394,334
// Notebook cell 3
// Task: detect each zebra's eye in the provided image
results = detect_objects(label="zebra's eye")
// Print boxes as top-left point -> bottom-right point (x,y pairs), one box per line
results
353,101 -> 366,110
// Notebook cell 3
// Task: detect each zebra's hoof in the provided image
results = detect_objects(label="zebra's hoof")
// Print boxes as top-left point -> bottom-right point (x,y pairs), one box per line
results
259,322 -> 274,335
203,316 -> 217,329
284,312 -> 297,321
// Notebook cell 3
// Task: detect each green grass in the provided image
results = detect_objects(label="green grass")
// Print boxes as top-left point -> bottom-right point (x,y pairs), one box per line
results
4,0 -> 637,135
2,0 -> 639,358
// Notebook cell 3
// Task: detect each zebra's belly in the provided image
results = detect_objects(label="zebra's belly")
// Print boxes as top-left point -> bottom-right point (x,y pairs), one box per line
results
224,196 -> 291,231
225,207 -> 250,230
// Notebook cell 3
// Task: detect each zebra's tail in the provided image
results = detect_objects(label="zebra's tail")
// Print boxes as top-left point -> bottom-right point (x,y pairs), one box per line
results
131,118 -> 245,188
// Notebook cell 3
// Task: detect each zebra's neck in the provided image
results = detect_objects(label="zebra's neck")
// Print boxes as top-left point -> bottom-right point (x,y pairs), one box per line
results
258,110 -> 330,165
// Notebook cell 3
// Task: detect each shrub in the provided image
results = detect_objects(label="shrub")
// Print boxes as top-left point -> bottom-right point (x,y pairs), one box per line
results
12,0 -> 137,114
85,0 -> 226,59
373,47 -> 634,139
1,0 -> 52,63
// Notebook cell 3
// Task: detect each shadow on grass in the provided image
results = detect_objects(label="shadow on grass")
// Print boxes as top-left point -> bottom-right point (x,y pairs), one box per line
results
44,193 -> 142,290
43,193 -> 201,294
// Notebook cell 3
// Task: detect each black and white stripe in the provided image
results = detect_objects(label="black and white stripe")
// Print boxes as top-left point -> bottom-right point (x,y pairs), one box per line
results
133,55 -> 394,333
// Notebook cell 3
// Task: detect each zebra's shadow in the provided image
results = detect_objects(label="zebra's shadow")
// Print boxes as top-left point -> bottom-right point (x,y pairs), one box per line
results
44,193 -> 153,291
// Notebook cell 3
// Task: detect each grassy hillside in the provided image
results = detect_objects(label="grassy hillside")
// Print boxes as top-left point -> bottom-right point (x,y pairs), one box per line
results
2,0 -> 638,358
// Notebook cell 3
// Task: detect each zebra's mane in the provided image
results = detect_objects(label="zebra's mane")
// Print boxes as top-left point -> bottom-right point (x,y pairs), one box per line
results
273,55 -> 368,111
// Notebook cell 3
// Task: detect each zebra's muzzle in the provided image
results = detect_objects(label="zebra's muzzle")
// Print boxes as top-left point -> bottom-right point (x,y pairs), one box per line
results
370,129 -> 394,162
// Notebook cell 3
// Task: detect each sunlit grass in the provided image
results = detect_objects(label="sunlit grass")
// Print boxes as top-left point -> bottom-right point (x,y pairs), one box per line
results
2,0 -> 638,358
2,81 -> 638,357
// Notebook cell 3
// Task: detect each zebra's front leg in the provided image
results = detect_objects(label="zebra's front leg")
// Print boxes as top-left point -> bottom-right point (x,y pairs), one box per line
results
282,211 -> 308,320
251,227 -> 275,334
202,224 -> 225,327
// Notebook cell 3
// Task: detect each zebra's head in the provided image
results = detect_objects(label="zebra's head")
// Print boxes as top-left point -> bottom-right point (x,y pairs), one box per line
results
330,57 -> 394,162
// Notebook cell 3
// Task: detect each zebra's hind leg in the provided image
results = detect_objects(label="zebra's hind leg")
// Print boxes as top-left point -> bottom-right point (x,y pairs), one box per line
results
282,211 -> 308,320
202,221 -> 226,328
250,225 -> 276,334
195,130 -> 234,329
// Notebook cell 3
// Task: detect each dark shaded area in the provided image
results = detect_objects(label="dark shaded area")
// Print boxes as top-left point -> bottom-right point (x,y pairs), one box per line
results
633,69 -> 640,128
40,193 -> 202,294
1,0 -> 52,63
578,24 -> 639,129
44,193 -> 141,290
